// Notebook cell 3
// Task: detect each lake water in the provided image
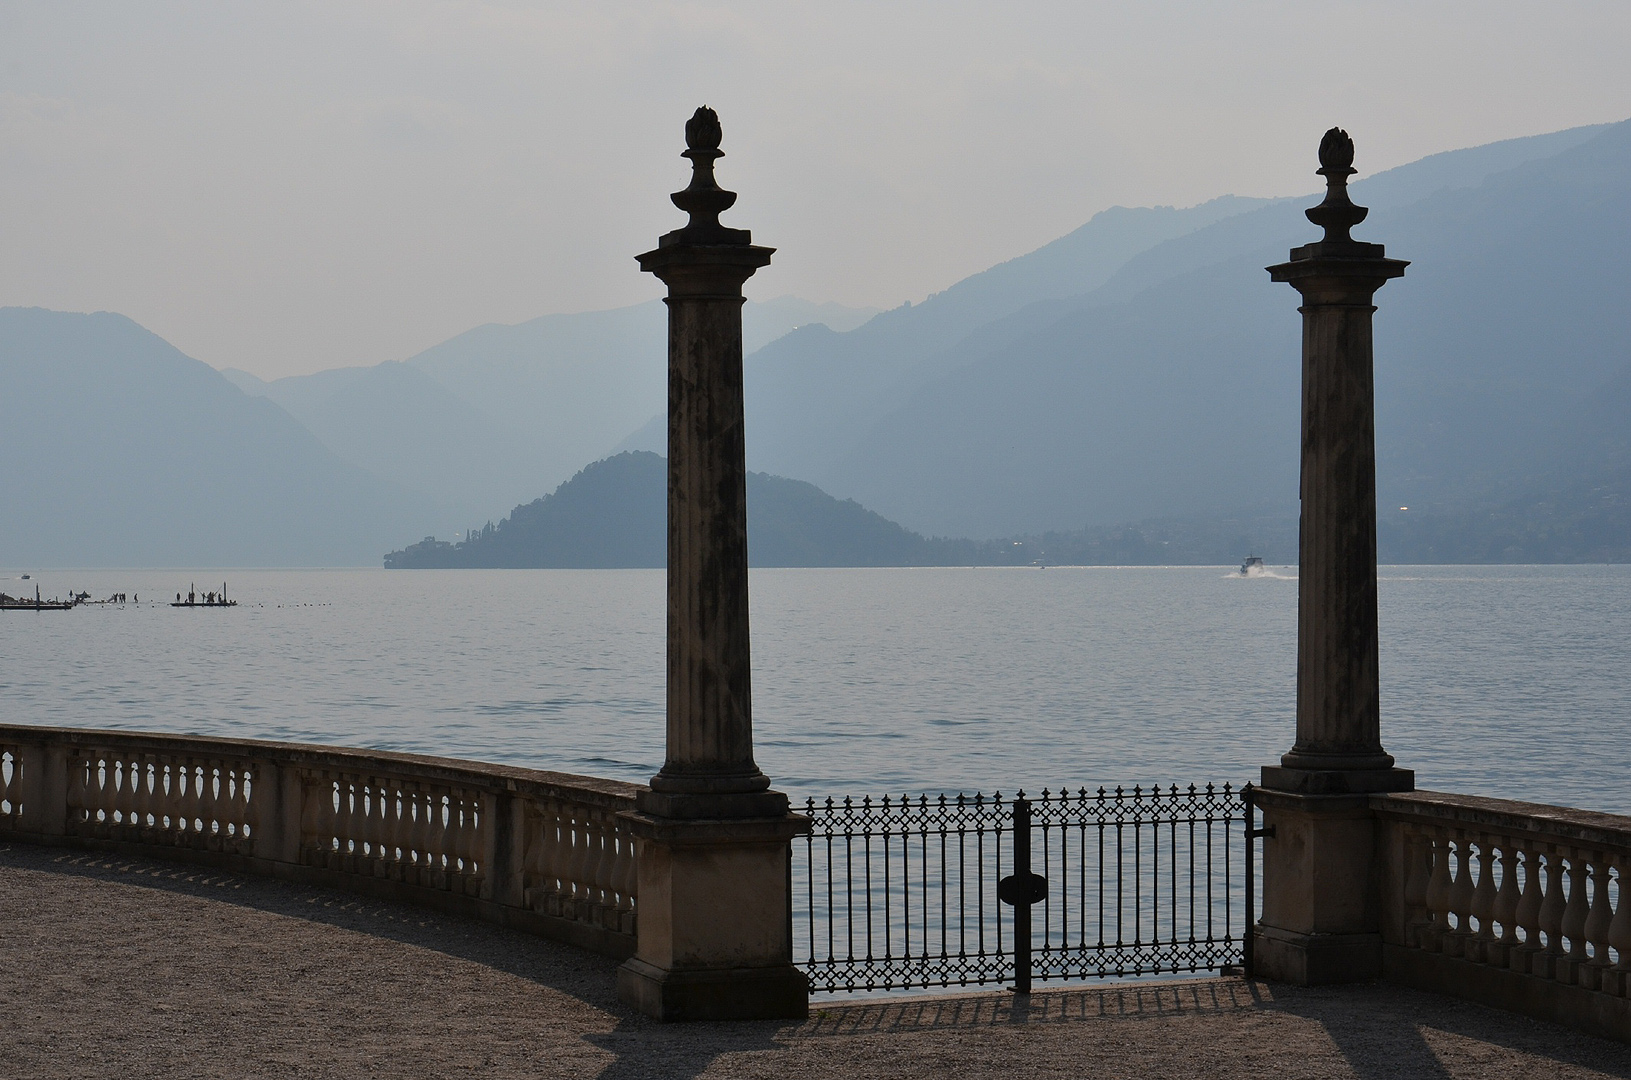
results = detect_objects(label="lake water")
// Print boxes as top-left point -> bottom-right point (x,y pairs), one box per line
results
2,565 -> 1627,814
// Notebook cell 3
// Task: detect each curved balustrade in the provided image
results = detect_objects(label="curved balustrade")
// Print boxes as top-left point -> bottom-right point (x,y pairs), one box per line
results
0,724 -> 641,956
1377,791 -> 1631,1021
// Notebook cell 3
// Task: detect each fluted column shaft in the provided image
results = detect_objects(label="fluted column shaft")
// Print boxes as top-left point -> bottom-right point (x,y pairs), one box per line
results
644,252 -> 771,798
1277,265 -> 1398,771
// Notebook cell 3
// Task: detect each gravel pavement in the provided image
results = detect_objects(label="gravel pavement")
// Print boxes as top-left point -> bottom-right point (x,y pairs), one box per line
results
3,841 -> 1628,1080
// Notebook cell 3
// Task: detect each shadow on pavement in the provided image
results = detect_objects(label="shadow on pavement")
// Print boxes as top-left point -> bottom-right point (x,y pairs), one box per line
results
0,841 -> 627,1012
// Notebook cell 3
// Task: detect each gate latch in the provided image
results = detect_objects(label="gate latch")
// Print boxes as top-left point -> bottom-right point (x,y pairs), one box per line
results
998,872 -> 1047,906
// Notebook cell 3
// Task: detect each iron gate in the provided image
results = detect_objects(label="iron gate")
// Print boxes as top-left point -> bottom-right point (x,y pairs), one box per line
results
793,783 -> 1256,994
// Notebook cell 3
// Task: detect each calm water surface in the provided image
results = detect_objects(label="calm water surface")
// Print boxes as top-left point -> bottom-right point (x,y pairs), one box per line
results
2,566 -> 1627,813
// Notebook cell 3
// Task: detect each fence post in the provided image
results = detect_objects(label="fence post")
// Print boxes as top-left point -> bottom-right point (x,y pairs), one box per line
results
1015,795 -> 1032,994
997,793 -> 1043,995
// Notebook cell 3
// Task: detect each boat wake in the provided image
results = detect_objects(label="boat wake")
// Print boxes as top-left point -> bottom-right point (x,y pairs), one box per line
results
1227,564 -> 1297,580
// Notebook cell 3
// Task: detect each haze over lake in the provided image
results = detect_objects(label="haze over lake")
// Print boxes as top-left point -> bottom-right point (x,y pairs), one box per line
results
4,565 -> 1626,813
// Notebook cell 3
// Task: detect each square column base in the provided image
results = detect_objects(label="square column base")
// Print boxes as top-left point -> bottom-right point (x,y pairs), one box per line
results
617,810 -> 810,1021
1253,785 -> 1398,985
1253,925 -> 1382,984
618,956 -> 809,1021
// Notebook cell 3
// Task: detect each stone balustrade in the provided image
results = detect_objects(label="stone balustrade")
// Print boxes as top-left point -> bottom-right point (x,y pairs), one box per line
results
0,724 -> 641,957
1375,790 -> 1631,1040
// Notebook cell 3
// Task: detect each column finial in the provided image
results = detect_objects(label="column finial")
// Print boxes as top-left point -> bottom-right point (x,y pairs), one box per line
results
663,106 -> 750,247
1305,127 -> 1369,247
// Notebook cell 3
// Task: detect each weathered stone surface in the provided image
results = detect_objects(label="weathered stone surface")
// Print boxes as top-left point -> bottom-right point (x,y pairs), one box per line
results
1265,128 -> 1409,787
5,843 -> 1630,1078
1257,130 -> 1412,986
622,107 -> 807,1021
0,722 -> 643,958
636,108 -> 777,809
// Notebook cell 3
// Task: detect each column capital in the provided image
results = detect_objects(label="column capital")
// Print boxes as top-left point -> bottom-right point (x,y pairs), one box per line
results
636,242 -> 774,295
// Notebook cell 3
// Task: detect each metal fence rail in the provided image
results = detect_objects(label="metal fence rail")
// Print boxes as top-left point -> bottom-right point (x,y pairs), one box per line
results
1028,784 -> 1244,985
796,783 -> 1248,995
796,793 -> 1014,993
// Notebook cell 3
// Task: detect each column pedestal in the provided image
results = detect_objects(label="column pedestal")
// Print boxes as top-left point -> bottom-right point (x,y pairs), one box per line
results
1254,789 -> 1386,983
616,813 -> 809,1021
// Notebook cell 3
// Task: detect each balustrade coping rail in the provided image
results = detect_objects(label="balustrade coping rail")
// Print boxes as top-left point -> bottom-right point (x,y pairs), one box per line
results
0,723 -> 644,960
1374,789 -> 1631,852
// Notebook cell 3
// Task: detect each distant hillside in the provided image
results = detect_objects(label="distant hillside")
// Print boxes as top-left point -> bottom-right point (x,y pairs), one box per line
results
227,297 -> 878,523
386,446 -> 1631,570
384,452 -> 988,568
0,308 -> 435,566
802,122 -> 1631,540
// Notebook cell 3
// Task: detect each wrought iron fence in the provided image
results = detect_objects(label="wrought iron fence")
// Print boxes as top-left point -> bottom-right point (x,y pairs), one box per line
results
795,783 -> 1251,995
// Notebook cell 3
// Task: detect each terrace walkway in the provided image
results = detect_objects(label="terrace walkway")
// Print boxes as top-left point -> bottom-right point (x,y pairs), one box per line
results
3,842 -> 1627,1080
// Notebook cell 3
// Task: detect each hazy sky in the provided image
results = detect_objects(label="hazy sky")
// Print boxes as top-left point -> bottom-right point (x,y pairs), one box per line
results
3,2 -> 1629,378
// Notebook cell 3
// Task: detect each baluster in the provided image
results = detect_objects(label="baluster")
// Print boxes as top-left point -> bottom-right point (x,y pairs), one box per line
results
351,778 -> 371,862
1583,854 -> 1614,991
136,756 -> 155,830
566,805 -> 594,906
230,762 -> 251,841
1560,851 -> 1591,983
200,760 -> 224,844
307,772 -> 335,863
429,791 -> 452,881
445,788 -> 470,879
359,778 -> 379,864
406,784 -> 425,871
121,756 -> 142,832
1489,842 -> 1521,967
216,761 -> 236,842
408,785 -> 432,877
531,800 -> 565,908
65,753 -> 88,826
336,775 -> 360,866
1609,857 -> 1631,997
1423,831 -> 1453,951
242,761 -> 261,845
152,756 -> 172,832
399,784 -> 420,869
367,779 -> 389,868
113,755 -> 136,832
1536,850 -> 1568,980
85,753 -> 105,827
154,760 -> 176,834
612,814 -> 637,914
1468,838 -> 1498,964
586,811 -> 613,913
1445,835 -> 1476,957
463,788 -> 486,888
383,781 -> 409,872
1402,828 -> 1432,948
174,761 -> 197,836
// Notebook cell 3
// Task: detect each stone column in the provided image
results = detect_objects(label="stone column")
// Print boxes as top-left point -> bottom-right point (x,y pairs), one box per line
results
616,107 -> 809,1021
1256,129 -> 1414,984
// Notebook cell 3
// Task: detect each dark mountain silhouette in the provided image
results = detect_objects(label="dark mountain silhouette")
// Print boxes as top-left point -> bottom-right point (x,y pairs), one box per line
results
0,308 -> 435,566
383,452 -> 979,568
384,449 -> 1628,569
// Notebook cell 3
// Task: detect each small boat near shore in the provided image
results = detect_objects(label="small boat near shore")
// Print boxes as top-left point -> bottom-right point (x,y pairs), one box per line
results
1239,554 -> 1265,576
172,582 -> 237,608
